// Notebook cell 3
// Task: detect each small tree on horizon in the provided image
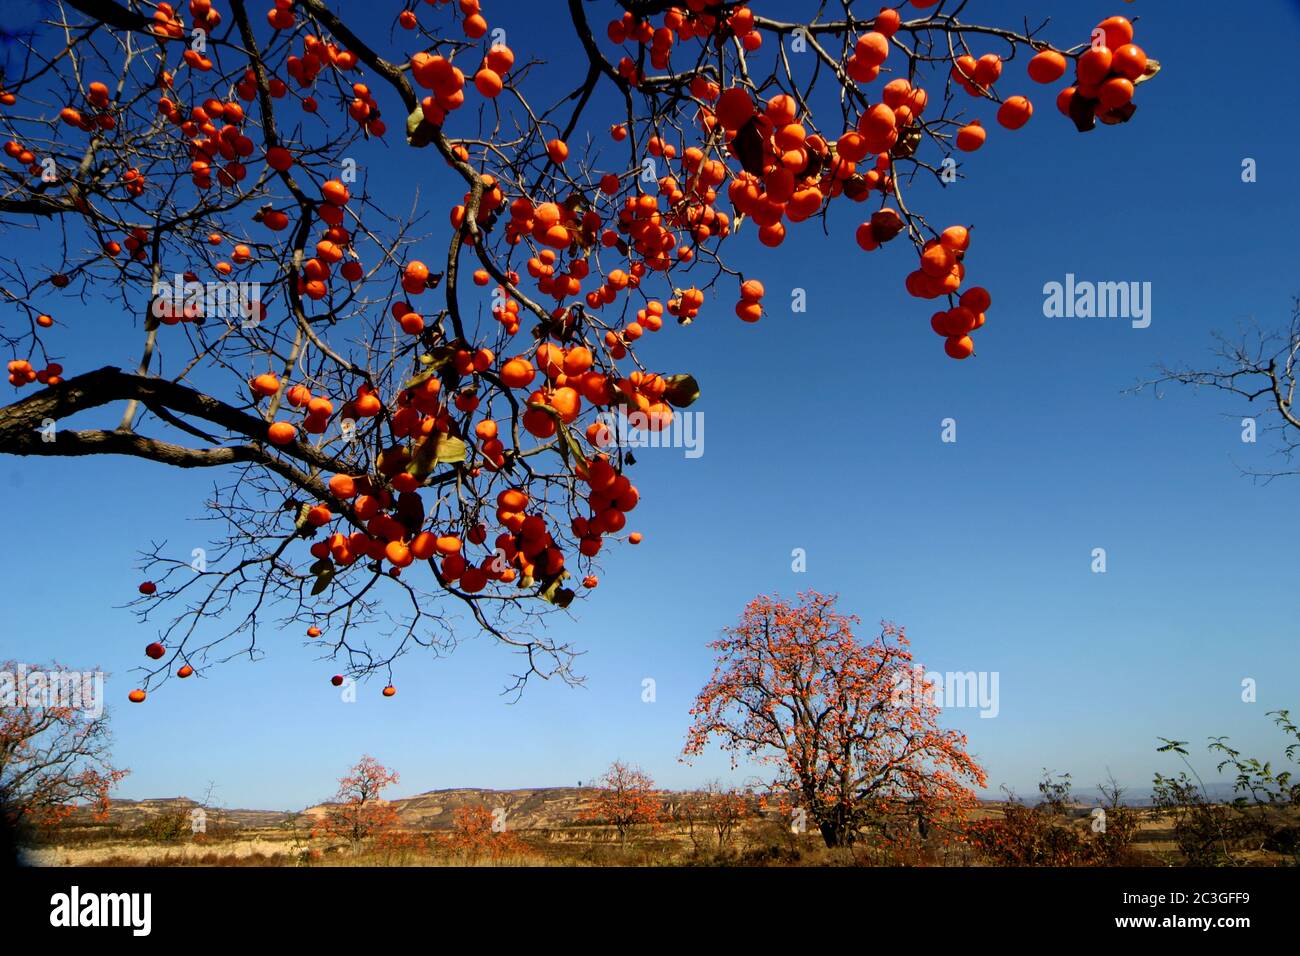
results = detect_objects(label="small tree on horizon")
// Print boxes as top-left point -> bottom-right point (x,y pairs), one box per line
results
701,779 -> 753,850
582,760 -> 660,847
312,754 -> 400,851
440,804 -> 526,862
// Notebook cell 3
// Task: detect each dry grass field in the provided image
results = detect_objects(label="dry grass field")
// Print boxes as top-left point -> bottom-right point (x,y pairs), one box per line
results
19,790 -> 1298,868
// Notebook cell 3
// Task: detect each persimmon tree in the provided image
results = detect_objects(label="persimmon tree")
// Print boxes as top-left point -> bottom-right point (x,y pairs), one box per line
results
439,803 -> 526,860
0,2 -> 1158,697
0,661 -> 128,843
311,753 -> 400,849
373,827 -> 428,864
581,759 -> 660,845
683,591 -> 985,848
695,779 -> 752,849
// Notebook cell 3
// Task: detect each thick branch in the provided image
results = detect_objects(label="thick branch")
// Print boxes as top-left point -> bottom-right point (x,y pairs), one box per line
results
64,0 -> 154,33
0,366 -> 342,488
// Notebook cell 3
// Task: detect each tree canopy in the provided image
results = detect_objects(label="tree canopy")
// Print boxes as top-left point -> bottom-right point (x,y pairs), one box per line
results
0,2 -> 1156,696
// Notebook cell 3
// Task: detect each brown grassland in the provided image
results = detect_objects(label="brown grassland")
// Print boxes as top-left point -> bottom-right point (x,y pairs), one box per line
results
20,789 -> 1299,868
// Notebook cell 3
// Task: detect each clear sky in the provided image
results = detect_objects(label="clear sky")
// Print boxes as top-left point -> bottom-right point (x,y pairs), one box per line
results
2,0 -> 1298,811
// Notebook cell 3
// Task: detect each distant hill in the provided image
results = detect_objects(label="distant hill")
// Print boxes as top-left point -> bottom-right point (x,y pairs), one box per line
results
78,781 -> 1251,833
992,782 -> 1246,807
81,788 -> 612,832
305,787 -> 613,830
87,797 -> 300,830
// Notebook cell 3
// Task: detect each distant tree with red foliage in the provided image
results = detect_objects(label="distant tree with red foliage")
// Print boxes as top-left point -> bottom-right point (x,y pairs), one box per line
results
440,804 -> 526,861
373,828 -> 428,865
312,754 -> 400,850
0,661 -> 127,852
683,592 -> 986,848
701,780 -> 754,850
582,760 -> 661,846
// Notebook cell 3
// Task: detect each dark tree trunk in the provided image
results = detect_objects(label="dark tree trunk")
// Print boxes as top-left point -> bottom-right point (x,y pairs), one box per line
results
1,811 -> 19,867
819,811 -> 852,847
816,800 -> 856,848
819,820 -> 844,847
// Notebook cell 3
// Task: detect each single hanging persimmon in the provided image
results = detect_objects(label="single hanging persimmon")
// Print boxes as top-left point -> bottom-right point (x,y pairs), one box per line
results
955,121 -> 986,151
321,179 -> 349,206
474,68 -> 503,98
945,335 -> 975,360
997,96 -> 1033,129
1028,49 -> 1067,84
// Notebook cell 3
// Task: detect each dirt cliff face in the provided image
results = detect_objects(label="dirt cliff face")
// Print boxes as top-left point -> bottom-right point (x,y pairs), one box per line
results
72,797 -> 299,830
304,787 -> 606,830
84,787 -> 614,832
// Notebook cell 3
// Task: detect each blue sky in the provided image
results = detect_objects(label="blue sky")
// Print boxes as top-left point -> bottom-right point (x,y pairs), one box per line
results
2,0 -> 1298,811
